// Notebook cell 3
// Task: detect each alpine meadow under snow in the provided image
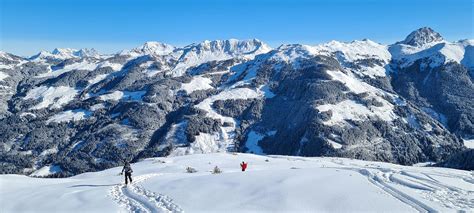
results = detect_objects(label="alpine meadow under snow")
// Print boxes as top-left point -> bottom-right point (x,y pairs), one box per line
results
1,153 -> 473,212
0,27 -> 473,212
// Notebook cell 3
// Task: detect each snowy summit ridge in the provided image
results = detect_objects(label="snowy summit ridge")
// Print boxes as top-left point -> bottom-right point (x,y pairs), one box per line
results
128,41 -> 176,56
30,48 -> 100,61
396,27 -> 444,47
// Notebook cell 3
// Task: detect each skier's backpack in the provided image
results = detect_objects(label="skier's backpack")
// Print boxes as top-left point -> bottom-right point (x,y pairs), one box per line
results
124,163 -> 133,173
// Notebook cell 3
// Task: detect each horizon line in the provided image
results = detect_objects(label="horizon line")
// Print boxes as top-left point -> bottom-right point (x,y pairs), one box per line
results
2,34 -> 472,57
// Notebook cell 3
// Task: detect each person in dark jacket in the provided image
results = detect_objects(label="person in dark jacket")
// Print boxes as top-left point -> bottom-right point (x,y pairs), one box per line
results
120,161 -> 133,185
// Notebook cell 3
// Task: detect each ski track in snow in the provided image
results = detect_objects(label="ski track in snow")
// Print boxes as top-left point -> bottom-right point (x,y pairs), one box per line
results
110,173 -> 183,213
327,159 -> 474,212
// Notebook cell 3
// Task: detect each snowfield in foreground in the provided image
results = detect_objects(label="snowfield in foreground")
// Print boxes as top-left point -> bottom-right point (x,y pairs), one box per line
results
0,153 -> 473,212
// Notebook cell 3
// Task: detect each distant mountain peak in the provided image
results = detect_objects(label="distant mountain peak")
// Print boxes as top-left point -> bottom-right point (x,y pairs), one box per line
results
166,38 -> 271,76
51,48 -> 76,55
30,48 -> 100,61
186,39 -> 271,55
130,41 -> 175,56
75,48 -> 100,58
397,27 -> 444,47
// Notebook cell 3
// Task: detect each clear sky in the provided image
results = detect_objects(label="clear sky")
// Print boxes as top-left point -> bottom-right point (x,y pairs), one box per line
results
1,0 -> 472,56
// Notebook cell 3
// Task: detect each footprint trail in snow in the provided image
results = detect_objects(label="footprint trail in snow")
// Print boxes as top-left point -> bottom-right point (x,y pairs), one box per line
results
110,173 -> 183,213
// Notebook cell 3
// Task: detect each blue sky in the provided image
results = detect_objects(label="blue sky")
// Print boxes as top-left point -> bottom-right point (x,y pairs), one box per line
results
1,0 -> 472,56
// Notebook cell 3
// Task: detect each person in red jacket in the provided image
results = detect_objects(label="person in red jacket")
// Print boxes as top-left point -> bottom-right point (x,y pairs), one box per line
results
240,161 -> 248,172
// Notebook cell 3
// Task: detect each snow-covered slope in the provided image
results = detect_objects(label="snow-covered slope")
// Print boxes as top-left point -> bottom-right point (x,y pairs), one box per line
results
1,153 -> 472,212
390,39 -> 474,68
315,39 -> 392,78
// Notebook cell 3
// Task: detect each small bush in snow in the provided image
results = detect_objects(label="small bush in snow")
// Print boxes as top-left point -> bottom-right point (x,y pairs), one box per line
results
186,167 -> 197,173
153,160 -> 166,164
212,166 -> 222,174
265,159 -> 269,162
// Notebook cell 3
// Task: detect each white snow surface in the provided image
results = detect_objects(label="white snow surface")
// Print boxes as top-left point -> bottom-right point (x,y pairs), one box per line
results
0,64 -> 14,69
23,86 -> 79,110
39,147 -> 58,156
29,165 -> 62,177
0,72 -> 8,81
99,91 -> 124,101
99,91 -> 146,102
317,39 -> 391,63
97,61 -> 123,71
463,138 -> 474,149
19,112 -> 36,118
196,88 -> 262,114
90,103 -> 105,111
328,140 -> 343,149
317,100 -> 392,125
46,109 -> 92,124
1,153 -> 472,212
87,74 -> 108,85
180,76 -> 214,94
270,44 -> 319,68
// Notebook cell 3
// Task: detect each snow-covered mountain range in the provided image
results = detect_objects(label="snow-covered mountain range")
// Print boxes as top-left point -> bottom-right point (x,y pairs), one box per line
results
0,27 -> 473,176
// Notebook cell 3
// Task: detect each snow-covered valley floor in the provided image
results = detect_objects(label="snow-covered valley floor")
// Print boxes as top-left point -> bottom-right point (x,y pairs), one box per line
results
1,153 -> 473,212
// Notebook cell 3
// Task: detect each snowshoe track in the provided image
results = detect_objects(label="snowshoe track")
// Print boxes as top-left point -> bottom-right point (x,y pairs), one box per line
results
327,158 -> 474,212
110,173 -> 183,213
357,169 -> 436,213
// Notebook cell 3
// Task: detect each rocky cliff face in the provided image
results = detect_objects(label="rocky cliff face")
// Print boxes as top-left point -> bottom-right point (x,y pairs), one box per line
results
0,28 -> 472,176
